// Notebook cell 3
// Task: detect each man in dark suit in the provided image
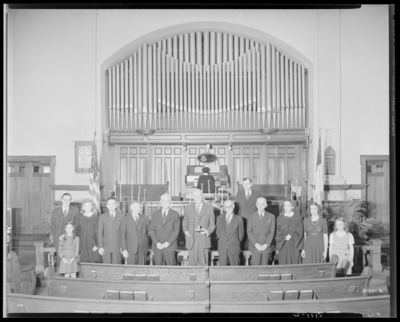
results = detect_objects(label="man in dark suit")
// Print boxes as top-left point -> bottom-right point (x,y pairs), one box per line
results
51,193 -> 79,267
182,189 -> 216,266
121,201 -> 150,265
98,197 -> 124,264
247,197 -> 276,265
216,199 -> 244,266
149,194 -> 180,266
235,177 -> 262,250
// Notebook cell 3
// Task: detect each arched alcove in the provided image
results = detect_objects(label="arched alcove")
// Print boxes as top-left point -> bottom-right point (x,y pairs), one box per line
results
100,21 -> 313,132
324,146 -> 336,175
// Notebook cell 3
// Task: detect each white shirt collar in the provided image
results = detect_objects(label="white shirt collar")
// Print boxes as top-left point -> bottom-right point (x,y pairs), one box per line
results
62,206 -> 69,212
83,211 -> 93,217
162,208 -> 169,216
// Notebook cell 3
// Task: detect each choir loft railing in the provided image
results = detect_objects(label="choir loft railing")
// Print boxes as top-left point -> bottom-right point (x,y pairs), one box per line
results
106,31 -> 307,131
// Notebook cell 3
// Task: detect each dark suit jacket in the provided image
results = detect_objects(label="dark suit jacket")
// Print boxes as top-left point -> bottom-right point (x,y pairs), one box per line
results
247,210 -> 276,254
196,174 -> 216,193
120,213 -> 150,255
235,189 -> 262,219
216,213 -> 244,256
98,211 -> 124,253
51,206 -> 79,251
182,202 -> 216,250
149,209 -> 180,252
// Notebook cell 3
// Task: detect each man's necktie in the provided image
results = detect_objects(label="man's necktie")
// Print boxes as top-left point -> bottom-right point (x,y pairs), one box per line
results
260,212 -> 264,220
196,204 -> 200,214
63,209 -> 67,217
162,211 -> 166,224
226,215 -> 231,225
246,192 -> 250,200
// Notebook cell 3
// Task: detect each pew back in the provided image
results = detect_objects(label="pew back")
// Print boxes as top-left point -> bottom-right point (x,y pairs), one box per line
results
81,263 -> 208,282
80,260 -> 337,282
6,292 -> 389,317
6,251 -> 37,295
46,275 -> 209,302
7,293 -> 209,313
208,262 -> 336,281
209,267 -> 372,302
209,296 -> 390,316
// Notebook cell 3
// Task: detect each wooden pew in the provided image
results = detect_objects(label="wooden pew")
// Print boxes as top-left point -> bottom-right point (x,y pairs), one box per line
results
6,251 -> 37,295
80,258 -> 337,281
6,292 -> 209,313
80,262 -> 209,281
6,291 -> 389,316
208,258 -> 337,281
45,268 -> 208,301
209,295 -> 390,316
209,266 -> 373,302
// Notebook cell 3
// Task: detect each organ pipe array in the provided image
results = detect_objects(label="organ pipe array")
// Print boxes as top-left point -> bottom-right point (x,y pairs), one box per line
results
107,31 -> 307,131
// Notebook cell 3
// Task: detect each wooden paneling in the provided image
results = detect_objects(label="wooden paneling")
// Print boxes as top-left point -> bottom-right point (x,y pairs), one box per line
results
118,146 -> 148,184
265,145 -> 303,187
360,156 -> 389,235
116,144 -> 306,200
7,157 -> 55,234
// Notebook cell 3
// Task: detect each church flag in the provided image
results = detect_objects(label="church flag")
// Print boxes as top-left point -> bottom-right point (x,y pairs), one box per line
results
314,131 -> 324,206
90,133 -> 101,214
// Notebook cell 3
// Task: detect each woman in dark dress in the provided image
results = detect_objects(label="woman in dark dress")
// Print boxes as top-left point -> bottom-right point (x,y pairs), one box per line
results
76,199 -> 101,263
196,167 -> 216,193
275,200 -> 304,265
301,202 -> 328,264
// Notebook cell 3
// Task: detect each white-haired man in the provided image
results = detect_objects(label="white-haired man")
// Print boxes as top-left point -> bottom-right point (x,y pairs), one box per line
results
149,194 -> 180,266
182,189 -> 216,266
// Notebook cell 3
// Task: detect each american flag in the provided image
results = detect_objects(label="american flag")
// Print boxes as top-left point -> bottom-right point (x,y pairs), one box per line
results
90,133 -> 101,214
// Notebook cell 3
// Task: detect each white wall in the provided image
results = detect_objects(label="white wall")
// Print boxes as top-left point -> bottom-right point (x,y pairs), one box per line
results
341,5 -> 389,183
7,6 -> 389,196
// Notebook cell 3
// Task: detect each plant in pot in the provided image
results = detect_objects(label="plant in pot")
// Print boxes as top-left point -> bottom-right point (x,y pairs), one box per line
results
321,192 -> 377,242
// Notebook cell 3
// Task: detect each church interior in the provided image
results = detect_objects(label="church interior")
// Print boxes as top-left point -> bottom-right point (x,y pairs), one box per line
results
5,5 -> 394,316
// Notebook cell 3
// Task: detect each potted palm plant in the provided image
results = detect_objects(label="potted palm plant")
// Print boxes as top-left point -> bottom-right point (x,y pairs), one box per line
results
321,192 -> 377,243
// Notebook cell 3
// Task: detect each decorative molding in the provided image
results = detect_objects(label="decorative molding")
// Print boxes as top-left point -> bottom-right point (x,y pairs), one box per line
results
109,129 -> 307,145
310,184 -> 369,191
7,156 -> 56,163
49,185 -> 105,191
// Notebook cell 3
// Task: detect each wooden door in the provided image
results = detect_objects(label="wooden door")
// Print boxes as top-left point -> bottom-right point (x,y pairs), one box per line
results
361,156 -> 389,235
7,157 -> 55,234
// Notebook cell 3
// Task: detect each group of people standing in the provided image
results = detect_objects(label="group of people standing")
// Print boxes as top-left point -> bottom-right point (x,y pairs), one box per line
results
50,177 -> 355,278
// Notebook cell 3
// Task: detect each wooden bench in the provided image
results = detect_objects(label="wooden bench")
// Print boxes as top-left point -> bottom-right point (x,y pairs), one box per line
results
208,259 -> 337,281
6,292 -> 209,313
81,263 -> 209,281
6,292 -> 389,316
209,295 -> 390,316
6,252 -> 37,295
80,256 -> 337,282
45,268 -> 208,301
209,266 -> 373,302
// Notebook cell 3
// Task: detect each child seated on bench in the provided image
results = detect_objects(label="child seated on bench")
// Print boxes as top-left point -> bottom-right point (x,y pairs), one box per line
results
329,218 -> 354,276
58,222 -> 79,278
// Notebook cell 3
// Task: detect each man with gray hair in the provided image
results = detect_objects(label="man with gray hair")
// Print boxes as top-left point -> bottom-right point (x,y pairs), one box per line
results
149,193 -> 180,266
120,200 -> 150,265
183,189 -> 216,266
247,197 -> 275,265
216,199 -> 244,266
